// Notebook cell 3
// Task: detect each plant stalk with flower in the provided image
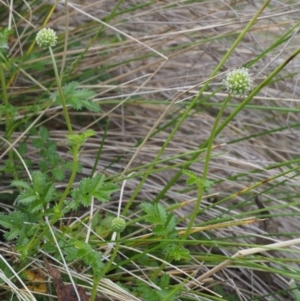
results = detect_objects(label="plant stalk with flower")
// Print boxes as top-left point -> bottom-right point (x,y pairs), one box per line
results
184,67 -> 253,239
24,28 -> 80,253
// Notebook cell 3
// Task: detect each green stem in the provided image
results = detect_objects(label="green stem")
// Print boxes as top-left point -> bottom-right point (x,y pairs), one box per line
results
90,233 -> 121,301
56,145 -> 79,211
25,145 -> 79,254
183,96 -> 231,239
90,275 -> 101,301
48,46 -> 73,135
152,0 -> 272,206
0,65 -> 9,131
151,261 -> 166,280
0,64 -> 18,181
99,233 -> 121,279
24,47 -> 81,256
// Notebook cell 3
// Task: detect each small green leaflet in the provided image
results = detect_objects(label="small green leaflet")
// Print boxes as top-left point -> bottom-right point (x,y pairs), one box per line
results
182,169 -> 214,192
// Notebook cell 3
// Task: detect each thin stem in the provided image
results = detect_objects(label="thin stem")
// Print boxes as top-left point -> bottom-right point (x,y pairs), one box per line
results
152,0 -> 272,205
48,46 -> 73,135
0,64 -> 18,181
90,275 -> 100,301
184,96 -> 231,239
90,233 -> 121,301
24,46 -> 81,256
99,233 -> 121,279
0,65 -> 9,131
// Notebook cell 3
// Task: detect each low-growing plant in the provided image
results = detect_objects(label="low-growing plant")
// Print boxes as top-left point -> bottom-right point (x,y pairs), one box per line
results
2,1 -> 300,301
0,27 -> 119,301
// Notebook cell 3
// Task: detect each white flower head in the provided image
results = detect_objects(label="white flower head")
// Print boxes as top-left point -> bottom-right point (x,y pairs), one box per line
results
36,28 -> 57,49
223,67 -> 253,98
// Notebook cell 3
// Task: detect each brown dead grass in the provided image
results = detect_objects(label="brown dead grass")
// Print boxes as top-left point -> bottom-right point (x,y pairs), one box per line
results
2,0 -> 300,300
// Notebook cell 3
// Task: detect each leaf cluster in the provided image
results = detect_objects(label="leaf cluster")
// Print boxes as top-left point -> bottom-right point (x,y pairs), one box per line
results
0,170 -> 118,260
68,173 -> 119,210
140,203 -> 177,237
135,274 -> 178,301
32,126 -> 70,181
65,239 -> 104,278
140,203 -> 190,261
67,129 -> 96,147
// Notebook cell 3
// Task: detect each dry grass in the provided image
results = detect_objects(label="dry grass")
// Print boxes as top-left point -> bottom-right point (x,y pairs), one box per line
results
2,0 -> 300,300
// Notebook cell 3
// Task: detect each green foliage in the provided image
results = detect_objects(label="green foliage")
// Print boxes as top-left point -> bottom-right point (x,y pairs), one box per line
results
12,171 -> 55,212
0,103 -> 17,120
67,129 -> 96,147
135,275 -> 178,301
182,169 -> 214,192
50,81 -> 100,112
3,3 -> 299,301
0,211 -> 28,241
140,202 -> 177,237
65,239 -> 104,278
0,27 -> 12,68
69,173 -> 119,209
140,202 -> 190,261
162,243 -> 191,261
290,280 -> 300,301
0,27 -> 11,50
0,168 -> 118,261
32,126 -> 68,180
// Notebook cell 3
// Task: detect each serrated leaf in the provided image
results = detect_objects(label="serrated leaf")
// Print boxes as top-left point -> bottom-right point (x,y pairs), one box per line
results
18,143 -> 27,156
52,81 -> 100,112
48,152 -> 60,165
65,246 -> 78,262
67,239 -> 104,275
83,129 -> 96,138
71,174 -> 118,207
4,228 -> 20,241
187,177 -> 197,185
182,169 -> 214,192
32,171 -> 47,192
11,179 -> 31,190
81,99 -> 100,113
0,213 -> 17,229
156,289 -> 178,301
167,245 -> 191,261
32,138 -> 44,149
39,126 -> 49,141
67,129 -> 96,147
164,214 -> 177,234
202,179 -> 214,192
93,183 -> 119,202
46,140 -> 57,152
140,203 -> 167,225
43,183 -> 55,203
70,189 -> 82,209
153,225 -> 166,236
17,191 -> 38,204
0,211 -> 27,242
52,167 -> 65,181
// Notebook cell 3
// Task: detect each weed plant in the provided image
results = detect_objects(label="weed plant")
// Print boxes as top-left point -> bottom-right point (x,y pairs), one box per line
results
1,1 -> 300,301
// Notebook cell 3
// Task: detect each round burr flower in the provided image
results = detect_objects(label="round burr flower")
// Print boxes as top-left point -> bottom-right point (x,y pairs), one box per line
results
36,28 -> 57,48
111,217 -> 126,233
223,67 -> 253,98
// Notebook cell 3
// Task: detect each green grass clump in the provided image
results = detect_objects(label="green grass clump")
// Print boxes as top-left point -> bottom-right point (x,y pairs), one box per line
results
1,1 -> 300,301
